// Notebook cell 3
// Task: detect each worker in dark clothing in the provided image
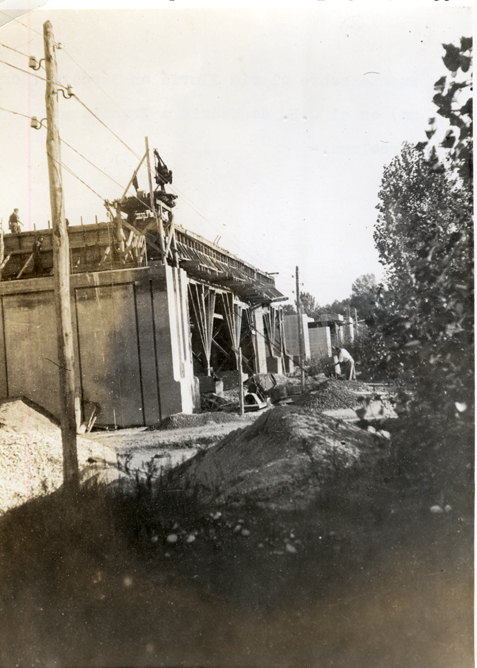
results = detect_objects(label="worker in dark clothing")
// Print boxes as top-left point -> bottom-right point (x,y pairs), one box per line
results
8,209 -> 23,234
32,237 -> 44,276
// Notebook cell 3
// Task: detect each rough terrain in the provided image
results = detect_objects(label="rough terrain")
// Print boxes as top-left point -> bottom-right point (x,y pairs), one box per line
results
0,398 -> 115,514
0,381 -> 472,668
169,404 -> 388,508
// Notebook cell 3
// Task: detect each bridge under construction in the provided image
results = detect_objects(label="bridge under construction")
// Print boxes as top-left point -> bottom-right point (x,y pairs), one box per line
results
0,149 -> 288,427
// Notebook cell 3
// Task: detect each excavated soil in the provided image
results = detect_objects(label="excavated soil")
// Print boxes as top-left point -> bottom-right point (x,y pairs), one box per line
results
169,405 -> 387,509
148,411 -> 249,431
298,378 -> 370,411
0,398 -> 115,514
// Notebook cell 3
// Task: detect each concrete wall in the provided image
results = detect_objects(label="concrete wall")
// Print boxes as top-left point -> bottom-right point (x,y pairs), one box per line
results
252,306 -> 268,374
342,319 -> 355,344
0,263 -> 194,427
283,314 -> 311,361
308,326 -> 332,359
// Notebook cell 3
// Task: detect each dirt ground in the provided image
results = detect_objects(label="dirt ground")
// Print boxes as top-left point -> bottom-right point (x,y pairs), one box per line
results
86,412 -> 261,476
0,383 -> 472,667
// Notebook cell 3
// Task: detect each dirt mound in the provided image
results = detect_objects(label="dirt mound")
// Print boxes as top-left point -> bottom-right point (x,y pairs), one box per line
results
298,379 -> 369,411
0,398 -> 115,514
169,405 -> 387,509
148,412 -> 241,431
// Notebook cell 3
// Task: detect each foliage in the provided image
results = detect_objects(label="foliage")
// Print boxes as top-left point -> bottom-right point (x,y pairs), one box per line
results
371,38 -> 473,421
299,291 -> 318,316
283,291 -> 320,317
349,273 -> 378,321
282,303 -> 296,315
416,36 -> 473,182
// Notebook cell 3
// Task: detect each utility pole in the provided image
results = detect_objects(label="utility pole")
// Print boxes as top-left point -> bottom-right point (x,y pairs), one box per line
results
295,266 -> 305,393
44,20 -> 79,489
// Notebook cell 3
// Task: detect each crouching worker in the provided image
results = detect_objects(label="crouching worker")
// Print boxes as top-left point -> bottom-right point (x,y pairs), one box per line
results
333,346 -> 356,380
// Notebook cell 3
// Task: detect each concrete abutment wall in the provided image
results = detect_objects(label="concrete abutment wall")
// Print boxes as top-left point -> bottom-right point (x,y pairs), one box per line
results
0,263 -> 194,427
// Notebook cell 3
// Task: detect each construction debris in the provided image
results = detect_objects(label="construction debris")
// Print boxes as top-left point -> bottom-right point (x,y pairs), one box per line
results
200,393 -> 234,412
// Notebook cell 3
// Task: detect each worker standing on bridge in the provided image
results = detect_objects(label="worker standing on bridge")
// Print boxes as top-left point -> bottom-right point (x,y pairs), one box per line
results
334,346 -> 356,380
8,209 -> 23,234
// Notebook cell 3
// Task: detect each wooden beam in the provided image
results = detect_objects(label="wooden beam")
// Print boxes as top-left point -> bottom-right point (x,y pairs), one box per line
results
120,218 -> 163,256
119,152 -> 147,204
163,215 -> 175,259
16,253 -> 34,278
145,137 -> 165,261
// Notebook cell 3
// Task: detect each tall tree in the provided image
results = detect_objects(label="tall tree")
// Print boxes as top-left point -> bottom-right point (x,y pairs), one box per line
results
374,142 -> 460,292
299,291 -> 318,317
372,39 -> 473,417
350,273 -> 377,321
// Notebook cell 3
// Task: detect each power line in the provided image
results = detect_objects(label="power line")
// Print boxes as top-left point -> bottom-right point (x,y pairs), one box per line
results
1,104 -> 265,269
0,56 -> 46,81
60,139 -> 125,190
47,152 -> 106,202
0,11 -> 44,38
61,46 -> 142,134
0,105 -> 30,120
0,56 -> 65,87
167,180 -> 268,269
73,95 -> 141,160
0,41 -> 30,58
0,104 -> 151,214
35,40 -> 268,269
0,104 -> 123,190
0,23 -> 267,271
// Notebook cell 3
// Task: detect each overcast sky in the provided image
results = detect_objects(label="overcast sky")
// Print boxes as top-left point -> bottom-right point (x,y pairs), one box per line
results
0,3 -> 471,305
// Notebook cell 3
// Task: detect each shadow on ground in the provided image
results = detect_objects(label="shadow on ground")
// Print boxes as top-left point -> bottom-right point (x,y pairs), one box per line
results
0,458 -> 472,668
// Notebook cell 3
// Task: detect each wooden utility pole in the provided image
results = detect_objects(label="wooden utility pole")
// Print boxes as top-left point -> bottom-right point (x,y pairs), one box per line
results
295,266 -> 305,393
44,20 -> 79,489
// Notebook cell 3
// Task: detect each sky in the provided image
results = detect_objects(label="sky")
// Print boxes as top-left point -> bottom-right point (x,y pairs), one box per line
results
0,2 -> 472,305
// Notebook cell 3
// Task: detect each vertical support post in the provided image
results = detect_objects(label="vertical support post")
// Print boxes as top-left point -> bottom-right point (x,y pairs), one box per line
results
0,227 -> 4,281
238,347 -> 244,416
145,137 -> 166,261
44,20 -> 79,489
354,307 -> 359,340
296,265 -> 305,394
